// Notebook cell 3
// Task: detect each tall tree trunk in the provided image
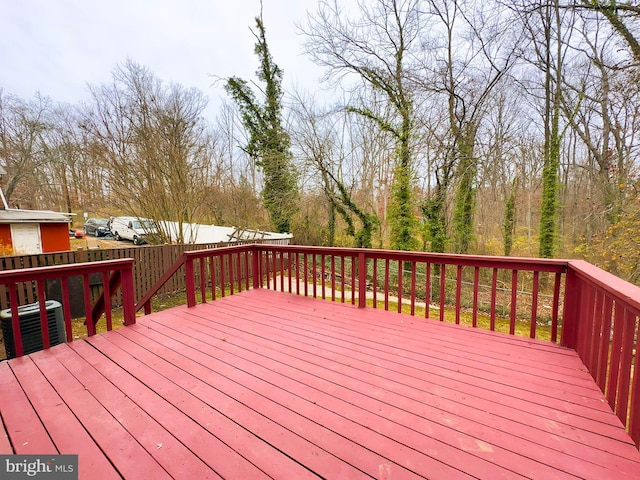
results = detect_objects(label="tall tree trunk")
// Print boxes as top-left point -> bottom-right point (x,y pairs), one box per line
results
539,0 -> 563,258
503,184 -> 517,256
452,126 -> 477,254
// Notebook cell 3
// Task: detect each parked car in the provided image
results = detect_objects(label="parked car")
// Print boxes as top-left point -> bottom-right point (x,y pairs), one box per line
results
83,218 -> 110,237
110,216 -> 157,245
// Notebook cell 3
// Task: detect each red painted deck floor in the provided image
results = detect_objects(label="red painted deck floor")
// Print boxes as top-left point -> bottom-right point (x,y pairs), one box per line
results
1,289 -> 639,479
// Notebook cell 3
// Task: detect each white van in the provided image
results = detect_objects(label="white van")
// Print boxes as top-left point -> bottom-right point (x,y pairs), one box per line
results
110,217 -> 157,245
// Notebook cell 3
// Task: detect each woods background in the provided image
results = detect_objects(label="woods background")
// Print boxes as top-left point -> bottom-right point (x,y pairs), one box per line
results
1,1 -> 639,284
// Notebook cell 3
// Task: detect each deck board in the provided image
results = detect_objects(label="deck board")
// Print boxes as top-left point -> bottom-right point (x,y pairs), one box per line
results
10,355 -> 121,479
164,304 -> 633,468
1,288 -> 639,479
0,360 -> 57,454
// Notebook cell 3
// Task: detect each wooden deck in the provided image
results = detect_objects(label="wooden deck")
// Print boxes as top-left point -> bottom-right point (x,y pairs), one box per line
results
1,289 -> 639,479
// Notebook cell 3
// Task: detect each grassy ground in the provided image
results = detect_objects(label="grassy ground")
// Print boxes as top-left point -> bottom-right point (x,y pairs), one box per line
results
365,298 -> 553,341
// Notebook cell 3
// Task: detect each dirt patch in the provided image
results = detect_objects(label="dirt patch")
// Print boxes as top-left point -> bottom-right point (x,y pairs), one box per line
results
71,235 -> 133,250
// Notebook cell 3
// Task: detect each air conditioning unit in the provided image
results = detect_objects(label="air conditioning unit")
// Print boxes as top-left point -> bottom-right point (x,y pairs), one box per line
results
0,300 -> 66,359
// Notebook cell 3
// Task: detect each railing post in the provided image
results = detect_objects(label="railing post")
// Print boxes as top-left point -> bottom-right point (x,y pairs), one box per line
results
358,252 -> 367,309
561,264 -> 581,349
185,256 -> 196,307
121,263 -> 136,326
252,245 -> 262,289
8,285 -> 23,358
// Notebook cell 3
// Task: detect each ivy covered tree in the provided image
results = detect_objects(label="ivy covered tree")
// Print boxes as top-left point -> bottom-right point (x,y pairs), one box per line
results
538,0 -> 565,258
225,12 -> 298,234
303,0 -> 420,251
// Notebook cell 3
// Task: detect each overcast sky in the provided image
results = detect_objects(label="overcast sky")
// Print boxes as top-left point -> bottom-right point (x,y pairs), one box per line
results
0,0 -> 337,119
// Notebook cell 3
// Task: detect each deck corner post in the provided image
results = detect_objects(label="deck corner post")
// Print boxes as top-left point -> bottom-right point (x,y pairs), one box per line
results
561,264 -> 581,349
358,251 -> 367,309
185,257 -> 197,307
121,262 -> 136,325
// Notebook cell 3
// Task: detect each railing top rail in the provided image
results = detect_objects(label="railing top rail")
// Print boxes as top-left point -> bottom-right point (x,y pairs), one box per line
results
183,244 -> 255,259
0,258 -> 135,284
568,259 -> 640,314
253,244 -> 569,272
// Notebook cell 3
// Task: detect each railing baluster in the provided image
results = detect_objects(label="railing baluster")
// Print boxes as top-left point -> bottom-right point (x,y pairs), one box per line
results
410,262 -> 417,316
61,277 -> 73,342
616,309 -> 635,425
102,271 -> 112,331
472,266 -> 479,328
341,256 -> 345,303
588,290 -> 605,375
287,251 -> 292,294
83,274 -> 95,336
509,270 -> 518,335
397,260 -> 403,314
551,272 -> 561,342
384,259 -> 390,311
238,252 -> 244,293
36,281 -> 50,349
280,251 -> 285,293
490,268 -> 498,331
8,284 -> 22,357
439,264 -> 446,322
351,256 -> 356,305
530,271 -> 539,339
321,254 -> 326,300
607,302 -> 625,408
245,251 -> 251,291
596,296 -> 613,391
200,257 -> 207,303
331,256 -> 336,302
210,255 -> 217,300
372,258 -> 377,309
304,253 -> 308,297
312,254 -> 317,299
263,251 -> 269,290
578,284 -> 596,364
229,254 -> 235,296
295,252 -> 300,295
220,254 -> 227,297
425,263 -> 431,319
455,265 -> 462,325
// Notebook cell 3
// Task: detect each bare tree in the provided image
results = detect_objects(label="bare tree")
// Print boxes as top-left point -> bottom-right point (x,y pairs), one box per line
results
414,0 -> 520,253
81,61 -> 214,243
0,92 -> 52,207
561,17 -> 640,228
291,93 -> 379,247
203,102 -> 268,229
573,0 -> 640,62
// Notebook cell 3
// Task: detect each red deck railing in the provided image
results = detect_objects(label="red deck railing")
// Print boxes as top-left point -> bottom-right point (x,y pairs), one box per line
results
1,244 -> 638,448
0,259 -> 136,357
563,260 -> 640,446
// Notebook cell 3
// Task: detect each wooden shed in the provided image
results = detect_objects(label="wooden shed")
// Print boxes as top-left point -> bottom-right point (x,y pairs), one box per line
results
0,209 -> 71,254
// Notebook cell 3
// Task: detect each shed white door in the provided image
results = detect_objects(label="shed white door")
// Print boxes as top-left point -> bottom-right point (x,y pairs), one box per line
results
11,223 -> 42,254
